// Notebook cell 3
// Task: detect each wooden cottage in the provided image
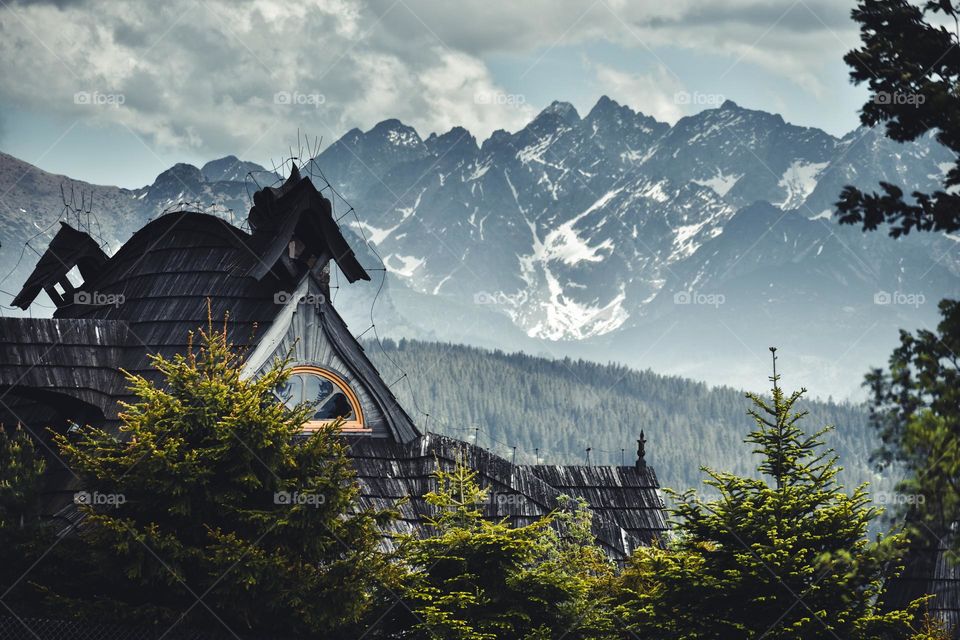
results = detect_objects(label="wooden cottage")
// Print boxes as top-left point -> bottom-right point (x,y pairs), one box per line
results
0,167 -> 667,559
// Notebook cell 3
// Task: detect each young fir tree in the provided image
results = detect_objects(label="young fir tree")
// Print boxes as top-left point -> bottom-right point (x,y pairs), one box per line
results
394,458 -> 616,640
52,319 -> 401,638
0,425 -> 60,615
0,425 -> 46,530
616,349 -> 935,640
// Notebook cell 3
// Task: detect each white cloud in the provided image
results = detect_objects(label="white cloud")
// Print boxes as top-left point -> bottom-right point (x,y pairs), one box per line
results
0,0 -> 858,160
592,63 -> 686,123
0,0 -> 535,159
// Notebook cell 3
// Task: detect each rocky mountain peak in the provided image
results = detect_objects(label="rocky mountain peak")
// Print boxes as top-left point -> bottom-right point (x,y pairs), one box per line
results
537,100 -> 580,124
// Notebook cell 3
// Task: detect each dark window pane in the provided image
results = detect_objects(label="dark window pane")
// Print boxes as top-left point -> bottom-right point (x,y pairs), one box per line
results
303,374 -> 336,405
315,392 -> 353,420
276,374 -> 303,409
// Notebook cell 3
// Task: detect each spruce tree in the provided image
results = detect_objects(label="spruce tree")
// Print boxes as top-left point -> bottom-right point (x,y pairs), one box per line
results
51,320 -> 400,638
0,425 -> 45,530
0,425 -> 60,617
395,458 -> 615,640
617,349 -> 930,639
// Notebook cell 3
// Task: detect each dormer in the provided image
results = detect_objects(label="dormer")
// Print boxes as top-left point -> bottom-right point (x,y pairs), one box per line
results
12,223 -> 109,310
244,166 -> 370,295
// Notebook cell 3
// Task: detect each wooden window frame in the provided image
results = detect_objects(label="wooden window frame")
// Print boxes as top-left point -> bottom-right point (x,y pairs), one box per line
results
288,365 -> 370,434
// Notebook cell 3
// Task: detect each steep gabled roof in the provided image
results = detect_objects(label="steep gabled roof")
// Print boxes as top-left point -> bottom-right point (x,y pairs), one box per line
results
246,166 -> 369,283
5,171 -> 418,443
242,273 -> 420,443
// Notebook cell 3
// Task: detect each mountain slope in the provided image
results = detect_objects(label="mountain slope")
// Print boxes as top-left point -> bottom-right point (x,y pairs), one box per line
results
2,96 -> 957,397
312,97 -> 959,396
365,338 -> 888,496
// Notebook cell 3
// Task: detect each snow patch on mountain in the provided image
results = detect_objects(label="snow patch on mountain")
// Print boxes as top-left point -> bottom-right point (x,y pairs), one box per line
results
386,254 -> 425,278
353,220 -> 400,246
777,160 -> 828,209
641,179 -> 671,203
541,189 -> 621,266
691,170 -> 742,197
528,269 -> 629,341
387,128 -> 421,147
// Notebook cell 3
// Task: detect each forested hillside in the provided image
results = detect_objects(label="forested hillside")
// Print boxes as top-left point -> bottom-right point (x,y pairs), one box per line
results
366,338 -> 890,494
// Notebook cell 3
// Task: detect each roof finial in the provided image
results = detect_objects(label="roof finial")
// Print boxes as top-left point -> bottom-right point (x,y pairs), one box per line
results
769,346 -> 779,391
636,430 -> 647,469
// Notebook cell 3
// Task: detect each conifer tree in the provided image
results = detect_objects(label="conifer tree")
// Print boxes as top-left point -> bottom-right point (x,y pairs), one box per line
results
865,299 -> 960,559
0,425 -> 45,530
0,425 -> 60,616
52,320 -> 400,638
396,457 -> 616,640
617,349 -> 930,639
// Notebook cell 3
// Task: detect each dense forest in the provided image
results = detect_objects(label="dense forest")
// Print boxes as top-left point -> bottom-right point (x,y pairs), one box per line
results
365,338 -> 891,495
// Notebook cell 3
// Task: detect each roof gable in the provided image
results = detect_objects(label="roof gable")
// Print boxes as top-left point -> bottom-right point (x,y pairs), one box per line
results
246,166 -> 370,283
242,273 -> 420,443
12,223 -> 108,310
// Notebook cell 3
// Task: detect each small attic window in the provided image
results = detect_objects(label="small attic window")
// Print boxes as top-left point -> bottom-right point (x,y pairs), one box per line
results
65,265 -> 84,288
276,366 -> 368,433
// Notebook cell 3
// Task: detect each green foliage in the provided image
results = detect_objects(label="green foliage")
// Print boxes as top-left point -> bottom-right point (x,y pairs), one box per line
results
0,425 -> 46,529
396,458 -> 616,640
50,323 -> 400,638
616,356 -> 923,639
865,299 -> 960,555
0,425 -> 60,616
838,0 -> 960,236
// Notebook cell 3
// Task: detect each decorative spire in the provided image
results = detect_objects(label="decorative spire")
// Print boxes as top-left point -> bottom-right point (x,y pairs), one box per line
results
636,430 -> 647,469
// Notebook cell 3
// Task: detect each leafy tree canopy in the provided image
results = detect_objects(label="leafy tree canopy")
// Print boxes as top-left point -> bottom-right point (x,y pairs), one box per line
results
838,0 -> 960,236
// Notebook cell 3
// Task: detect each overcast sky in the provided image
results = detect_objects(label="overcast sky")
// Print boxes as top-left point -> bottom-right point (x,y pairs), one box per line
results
0,0 -> 869,187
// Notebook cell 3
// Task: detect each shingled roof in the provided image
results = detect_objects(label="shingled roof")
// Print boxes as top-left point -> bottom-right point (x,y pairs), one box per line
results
4,170 -> 416,442
2,166 -> 668,562
346,433 -> 666,558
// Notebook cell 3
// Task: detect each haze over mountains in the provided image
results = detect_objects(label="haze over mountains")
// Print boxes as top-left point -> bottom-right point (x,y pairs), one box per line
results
1,96 -> 958,398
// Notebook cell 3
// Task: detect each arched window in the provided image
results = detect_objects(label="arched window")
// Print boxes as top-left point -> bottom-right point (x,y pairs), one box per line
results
276,366 -> 368,433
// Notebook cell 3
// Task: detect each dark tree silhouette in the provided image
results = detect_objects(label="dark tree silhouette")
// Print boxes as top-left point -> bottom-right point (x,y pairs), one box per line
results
838,0 -> 960,236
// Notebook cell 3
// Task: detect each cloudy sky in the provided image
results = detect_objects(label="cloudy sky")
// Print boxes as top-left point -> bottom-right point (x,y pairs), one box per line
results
0,0 -> 869,187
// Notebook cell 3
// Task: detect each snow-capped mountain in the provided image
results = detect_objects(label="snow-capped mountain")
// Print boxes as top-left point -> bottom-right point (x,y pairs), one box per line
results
1,96 -> 957,396
313,98 -> 957,347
